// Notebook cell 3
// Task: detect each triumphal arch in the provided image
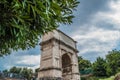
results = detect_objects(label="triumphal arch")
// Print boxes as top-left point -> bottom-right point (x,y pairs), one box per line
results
38,30 -> 80,80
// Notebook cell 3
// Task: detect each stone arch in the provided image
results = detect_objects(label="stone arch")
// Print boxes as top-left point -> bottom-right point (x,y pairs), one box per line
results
62,53 -> 72,79
38,30 -> 80,80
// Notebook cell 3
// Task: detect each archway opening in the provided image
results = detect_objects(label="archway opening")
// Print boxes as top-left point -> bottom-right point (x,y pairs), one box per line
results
62,54 -> 72,77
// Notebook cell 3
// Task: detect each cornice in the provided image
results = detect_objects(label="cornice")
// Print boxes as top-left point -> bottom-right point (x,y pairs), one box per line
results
40,37 -> 78,53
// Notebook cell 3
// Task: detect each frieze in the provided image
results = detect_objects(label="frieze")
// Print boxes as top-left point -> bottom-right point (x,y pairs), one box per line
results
40,38 -> 78,53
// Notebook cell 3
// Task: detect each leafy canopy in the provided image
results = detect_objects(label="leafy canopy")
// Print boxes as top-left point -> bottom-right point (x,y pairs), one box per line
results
106,50 -> 120,76
3,66 -> 33,79
0,0 -> 79,56
92,57 -> 107,77
78,56 -> 91,71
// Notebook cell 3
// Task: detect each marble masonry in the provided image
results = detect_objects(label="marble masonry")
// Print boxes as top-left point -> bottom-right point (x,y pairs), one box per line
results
38,30 -> 80,80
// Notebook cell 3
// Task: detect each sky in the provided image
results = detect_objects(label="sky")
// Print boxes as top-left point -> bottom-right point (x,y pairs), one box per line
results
0,0 -> 120,71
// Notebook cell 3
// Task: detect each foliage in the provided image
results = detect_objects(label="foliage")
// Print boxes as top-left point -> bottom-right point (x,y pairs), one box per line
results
106,50 -> 120,76
3,66 -> 33,79
88,76 -> 99,80
81,73 -> 120,80
92,50 -> 120,77
78,56 -> 91,71
0,0 -> 79,56
81,76 -> 99,80
92,57 -> 107,77
2,69 -> 9,73
79,50 -> 120,79
9,66 -> 22,74
2,69 -> 9,77
35,68 -> 39,73
99,76 -> 115,80
34,68 -> 39,77
21,67 -> 33,80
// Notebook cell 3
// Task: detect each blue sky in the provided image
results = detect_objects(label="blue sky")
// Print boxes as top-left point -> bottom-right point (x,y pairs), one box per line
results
0,0 -> 120,71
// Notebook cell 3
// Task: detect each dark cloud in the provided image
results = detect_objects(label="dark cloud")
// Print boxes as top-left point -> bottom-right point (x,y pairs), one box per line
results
59,0 -> 110,34
74,0 -> 110,24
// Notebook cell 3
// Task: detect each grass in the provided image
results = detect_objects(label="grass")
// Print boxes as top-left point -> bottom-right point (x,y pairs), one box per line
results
81,72 -> 120,80
81,75 -> 115,80
99,72 -> 120,80
99,76 -> 114,80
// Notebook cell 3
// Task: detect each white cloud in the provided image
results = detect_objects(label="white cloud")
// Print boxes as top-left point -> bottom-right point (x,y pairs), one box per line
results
73,28 -> 119,42
0,50 -> 41,71
93,0 -> 120,30
17,55 -> 40,65
16,55 -> 41,70
73,27 -> 119,54
71,0 -> 120,60
27,65 -> 40,71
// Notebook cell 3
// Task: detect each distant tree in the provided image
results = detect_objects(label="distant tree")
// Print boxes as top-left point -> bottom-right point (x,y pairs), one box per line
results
0,0 -> 79,56
35,68 -> 39,77
2,69 -> 9,77
35,68 -> 39,73
21,67 -> 33,80
92,57 -> 107,77
106,50 -> 120,76
78,56 -> 91,71
9,66 -> 22,74
3,66 -> 33,79
0,71 -> 2,78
